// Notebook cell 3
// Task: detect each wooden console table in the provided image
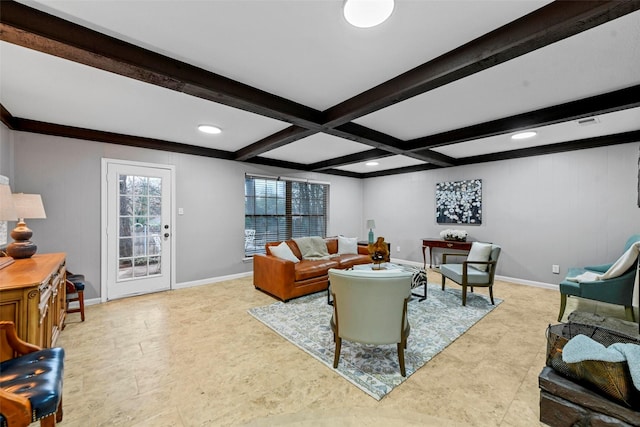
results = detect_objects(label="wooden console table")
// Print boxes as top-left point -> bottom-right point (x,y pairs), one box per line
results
422,238 -> 472,268
0,253 -> 66,350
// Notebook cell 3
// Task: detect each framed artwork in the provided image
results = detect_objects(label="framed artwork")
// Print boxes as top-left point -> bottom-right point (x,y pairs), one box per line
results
436,179 -> 482,224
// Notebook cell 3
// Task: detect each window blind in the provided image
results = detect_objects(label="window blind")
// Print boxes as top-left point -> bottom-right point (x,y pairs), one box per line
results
244,175 -> 329,256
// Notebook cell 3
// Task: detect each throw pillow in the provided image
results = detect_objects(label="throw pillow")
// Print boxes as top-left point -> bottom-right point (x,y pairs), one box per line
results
270,242 -> 300,263
411,268 -> 427,289
467,242 -> 492,272
338,236 -> 358,255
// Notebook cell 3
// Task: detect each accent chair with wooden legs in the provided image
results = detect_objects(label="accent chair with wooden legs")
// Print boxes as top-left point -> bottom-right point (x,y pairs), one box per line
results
439,242 -> 501,306
557,234 -> 640,322
328,268 -> 412,376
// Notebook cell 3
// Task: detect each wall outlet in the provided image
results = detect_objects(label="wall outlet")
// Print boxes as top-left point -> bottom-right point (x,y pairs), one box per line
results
552,264 -> 560,274
396,246 -> 401,252
178,207 -> 184,215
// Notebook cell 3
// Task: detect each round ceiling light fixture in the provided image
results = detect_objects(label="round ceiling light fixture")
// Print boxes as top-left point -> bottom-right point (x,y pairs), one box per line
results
511,131 -> 537,140
343,0 -> 395,28
198,124 -> 222,134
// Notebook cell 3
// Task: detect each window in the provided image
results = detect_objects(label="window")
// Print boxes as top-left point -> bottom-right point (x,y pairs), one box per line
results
244,175 -> 329,256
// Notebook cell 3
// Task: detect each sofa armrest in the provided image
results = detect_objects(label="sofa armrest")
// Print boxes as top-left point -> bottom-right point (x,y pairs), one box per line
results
253,254 -> 296,299
0,388 -> 31,427
584,263 -> 613,273
0,321 -> 41,357
577,270 -> 636,305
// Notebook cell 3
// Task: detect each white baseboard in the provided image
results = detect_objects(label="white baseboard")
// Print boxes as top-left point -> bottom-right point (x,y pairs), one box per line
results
391,257 -> 558,290
173,271 -> 253,290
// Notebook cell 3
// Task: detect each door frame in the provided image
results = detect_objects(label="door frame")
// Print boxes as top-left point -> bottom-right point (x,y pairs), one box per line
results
100,158 -> 176,303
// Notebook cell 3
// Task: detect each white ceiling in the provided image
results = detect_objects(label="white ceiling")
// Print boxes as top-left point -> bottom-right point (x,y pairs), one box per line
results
1,0 -> 639,175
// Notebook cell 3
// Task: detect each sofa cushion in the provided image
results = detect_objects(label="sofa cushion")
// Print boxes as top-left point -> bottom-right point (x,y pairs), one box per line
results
325,238 -> 338,254
294,259 -> 339,281
439,264 -> 490,285
335,253 -> 371,269
270,241 -> 300,263
0,347 -> 65,422
338,236 -> 358,255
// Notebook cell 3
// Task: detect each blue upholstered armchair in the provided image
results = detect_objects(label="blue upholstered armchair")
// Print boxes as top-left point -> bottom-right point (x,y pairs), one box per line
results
558,234 -> 640,322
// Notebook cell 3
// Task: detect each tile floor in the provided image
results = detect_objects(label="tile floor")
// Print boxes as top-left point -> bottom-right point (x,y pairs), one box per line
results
57,273 -> 638,426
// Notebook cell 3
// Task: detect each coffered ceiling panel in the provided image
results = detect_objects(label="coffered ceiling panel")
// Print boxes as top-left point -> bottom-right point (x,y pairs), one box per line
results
354,10 -> 640,140
260,133 -> 372,165
14,0 -> 552,110
433,107 -> 640,159
0,41 -> 290,151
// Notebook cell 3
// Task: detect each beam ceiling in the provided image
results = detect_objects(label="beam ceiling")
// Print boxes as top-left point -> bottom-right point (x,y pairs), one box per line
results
1,0 -> 639,178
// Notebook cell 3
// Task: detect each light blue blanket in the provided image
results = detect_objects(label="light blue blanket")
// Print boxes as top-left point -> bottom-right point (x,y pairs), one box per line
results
563,334 -> 640,390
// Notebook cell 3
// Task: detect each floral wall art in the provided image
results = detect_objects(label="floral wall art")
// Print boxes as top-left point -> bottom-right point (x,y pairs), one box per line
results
435,179 -> 482,225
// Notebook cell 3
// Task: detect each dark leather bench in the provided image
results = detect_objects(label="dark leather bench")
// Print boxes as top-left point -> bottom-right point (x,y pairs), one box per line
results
0,321 -> 65,427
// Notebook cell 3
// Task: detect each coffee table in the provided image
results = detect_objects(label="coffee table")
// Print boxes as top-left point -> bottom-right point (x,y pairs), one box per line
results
327,263 -> 426,304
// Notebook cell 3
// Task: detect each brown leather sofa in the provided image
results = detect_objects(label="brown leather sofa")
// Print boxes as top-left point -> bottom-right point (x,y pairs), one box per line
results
253,237 -> 371,301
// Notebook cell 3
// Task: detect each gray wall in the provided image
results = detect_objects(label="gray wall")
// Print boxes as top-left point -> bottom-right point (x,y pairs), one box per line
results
0,127 -> 364,299
363,142 -> 640,285
1,124 -> 638,299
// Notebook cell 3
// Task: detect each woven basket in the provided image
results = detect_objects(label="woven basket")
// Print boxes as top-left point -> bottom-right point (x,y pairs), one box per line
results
546,322 -> 640,409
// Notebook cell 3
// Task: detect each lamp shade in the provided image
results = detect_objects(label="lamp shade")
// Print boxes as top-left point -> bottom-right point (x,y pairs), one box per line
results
12,193 -> 47,219
0,184 -> 18,221
366,219 -> 376,229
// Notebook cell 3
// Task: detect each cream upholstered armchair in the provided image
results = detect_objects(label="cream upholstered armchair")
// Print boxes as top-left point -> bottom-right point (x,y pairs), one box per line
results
328,268 -> 413,376
439,242 -> 501,306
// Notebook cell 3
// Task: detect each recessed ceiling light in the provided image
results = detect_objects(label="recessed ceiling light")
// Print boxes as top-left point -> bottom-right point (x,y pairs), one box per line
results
511,131 -> 537,140
198,124 -> 222,134
365,161 -> 379,167
343,0 -> 394,28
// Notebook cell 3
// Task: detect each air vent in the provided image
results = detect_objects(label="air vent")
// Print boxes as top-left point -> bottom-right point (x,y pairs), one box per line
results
577,117 -> 599,126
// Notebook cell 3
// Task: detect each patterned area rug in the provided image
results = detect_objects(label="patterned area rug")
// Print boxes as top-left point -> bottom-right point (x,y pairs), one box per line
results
248,283 -> 502,400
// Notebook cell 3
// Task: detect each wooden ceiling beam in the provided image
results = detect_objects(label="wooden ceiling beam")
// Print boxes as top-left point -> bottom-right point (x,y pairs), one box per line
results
322,1 -> 640,128
234,126 -> 316,161
12,118 -> 236,160
309,149 -> 393,172
0,1 -> 324,129
326,122 -> 456,166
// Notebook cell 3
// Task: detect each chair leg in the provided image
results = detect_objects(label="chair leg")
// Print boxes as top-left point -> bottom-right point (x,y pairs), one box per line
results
397,341 -> 406,377
441,275 -> 446,291
333,337 -> 342,368
624,306 -> 636,322
78,290 -> 85,322
461,285 -> 467,306
56,396 -> 63,422
489,285 -> 495,305
40,414 -> 56,427
558,293 -> 567,322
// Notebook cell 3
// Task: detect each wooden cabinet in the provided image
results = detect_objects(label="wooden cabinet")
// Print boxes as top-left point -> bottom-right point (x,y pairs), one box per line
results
0,253 -> 66,349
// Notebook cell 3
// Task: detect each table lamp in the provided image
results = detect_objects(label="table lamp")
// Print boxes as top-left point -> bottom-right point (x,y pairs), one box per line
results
0,183 -> 18,268
7,193 -> 47,259
366,219 -> 376,244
